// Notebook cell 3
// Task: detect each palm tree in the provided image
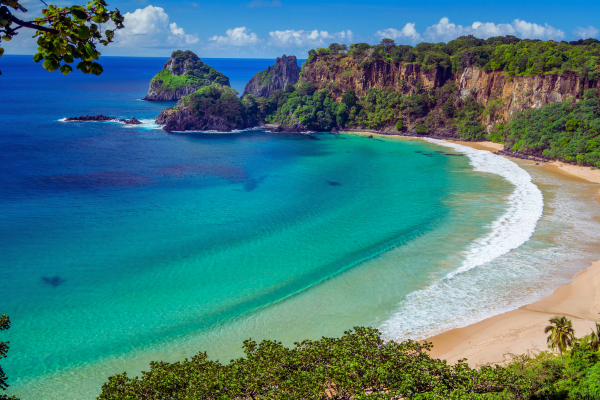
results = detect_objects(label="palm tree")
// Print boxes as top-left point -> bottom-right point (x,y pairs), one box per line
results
589,322 -> 600,351
544,316 -> 575,363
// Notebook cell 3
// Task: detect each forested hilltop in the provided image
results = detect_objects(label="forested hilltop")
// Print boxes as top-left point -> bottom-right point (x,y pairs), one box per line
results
144,51 -> 230,101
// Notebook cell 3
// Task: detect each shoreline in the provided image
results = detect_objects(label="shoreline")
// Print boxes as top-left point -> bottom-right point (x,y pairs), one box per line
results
345,131 -> 600,366
427,140 -> 600,365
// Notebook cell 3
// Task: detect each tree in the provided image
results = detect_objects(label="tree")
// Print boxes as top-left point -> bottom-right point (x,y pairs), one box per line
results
1,314 -> 18,400
98,326 -> 526,399
0,0 -> 124,75
545,316 -> 575,363
379,38 -> 396,53
589,323 -> 600,351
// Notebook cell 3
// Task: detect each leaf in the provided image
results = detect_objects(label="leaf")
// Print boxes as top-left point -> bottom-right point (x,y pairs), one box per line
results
0,47 -> 4,57
90,61 -> 103,75
70,7 -> 87,20
77,25 -> 90,40
64,54 -> 74,63
32,52 -> 43,63
60,64 -> 73,75
42,59 -> 59,72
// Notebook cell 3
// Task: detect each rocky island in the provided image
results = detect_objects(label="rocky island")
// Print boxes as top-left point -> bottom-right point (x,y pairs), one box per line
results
65,115 -> 142,124
242,55 -> 301,98
144,50 -> 230,101
156,84 -> 251,131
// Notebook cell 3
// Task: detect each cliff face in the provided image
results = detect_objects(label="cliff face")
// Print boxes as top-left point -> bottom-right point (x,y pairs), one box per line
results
299,57 -> 598,125
242,55 -> 301,98
144,50 -> 230,101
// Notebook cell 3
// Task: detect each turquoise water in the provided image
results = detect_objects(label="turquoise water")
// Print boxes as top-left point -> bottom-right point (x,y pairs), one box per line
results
3,56 -> 600,400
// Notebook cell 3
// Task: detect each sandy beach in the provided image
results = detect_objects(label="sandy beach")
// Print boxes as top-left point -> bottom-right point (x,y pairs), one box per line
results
428,140 -> 600,366
344,132 -> 600,366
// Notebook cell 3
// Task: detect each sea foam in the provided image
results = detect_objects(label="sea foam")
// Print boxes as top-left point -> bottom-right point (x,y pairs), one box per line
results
381,139 -> 544,340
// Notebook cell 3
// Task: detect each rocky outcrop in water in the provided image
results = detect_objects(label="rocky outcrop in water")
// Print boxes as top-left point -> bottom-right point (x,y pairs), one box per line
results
242,55 -> 301,98
65,115 -> 142,124
156,108 -> 243,132
144,50 -> 230,101
155,84 -> 249,132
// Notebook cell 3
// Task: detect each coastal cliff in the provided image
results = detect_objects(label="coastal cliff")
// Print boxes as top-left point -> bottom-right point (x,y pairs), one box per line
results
242,55 -> 301,98
298,57 -> 598,126
144,51 -> 230,101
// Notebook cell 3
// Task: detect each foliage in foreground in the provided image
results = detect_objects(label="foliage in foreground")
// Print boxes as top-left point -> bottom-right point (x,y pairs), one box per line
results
0,0 -> 124,75
98,327 -> 524,400
0,315 -> 18,400
95,322 -> 600,400
505,90 -> 600,167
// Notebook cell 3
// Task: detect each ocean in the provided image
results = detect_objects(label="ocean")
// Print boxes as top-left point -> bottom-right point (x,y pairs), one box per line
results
1,55 -> 600,399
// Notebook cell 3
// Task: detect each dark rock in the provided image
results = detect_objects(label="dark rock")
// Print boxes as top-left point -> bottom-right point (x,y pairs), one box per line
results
327,181 -> 342,186
65,115 -> 143,125
367,135 -> 373,138
242,55 -> 301,98
264,123 -> 310,133
123,117 -> 142,125
156,107 -> 241,132
66,115 -> 114,122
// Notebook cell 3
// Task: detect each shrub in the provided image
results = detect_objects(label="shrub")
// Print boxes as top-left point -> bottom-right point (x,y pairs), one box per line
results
396,119 -> 403,130
415,124 -> 429,134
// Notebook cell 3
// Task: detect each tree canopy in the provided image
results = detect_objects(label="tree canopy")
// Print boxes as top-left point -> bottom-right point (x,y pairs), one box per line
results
0,0 -> 124,75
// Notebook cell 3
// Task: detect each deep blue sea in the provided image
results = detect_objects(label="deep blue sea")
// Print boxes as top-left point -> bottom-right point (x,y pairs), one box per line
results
2,55 -> 600,400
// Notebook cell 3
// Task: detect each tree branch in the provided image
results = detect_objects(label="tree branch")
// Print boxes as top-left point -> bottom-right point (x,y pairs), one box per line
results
11,15 -> 59,34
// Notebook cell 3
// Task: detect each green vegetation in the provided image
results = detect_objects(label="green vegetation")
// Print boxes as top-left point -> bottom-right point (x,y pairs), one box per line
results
1,314 -> 18,400
178,84 -> 247,127
308,36 -> 600,78
150,51 -> 229,93
253,67 -> 283,88
98,327 -> 524,399
247,79 -> 490,137
97,318 -> 600,399
505,91 -> 600,167
0,0 -> 124,75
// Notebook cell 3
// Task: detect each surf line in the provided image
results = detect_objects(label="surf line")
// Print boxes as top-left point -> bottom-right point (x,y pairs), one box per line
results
381,139 -> 543,340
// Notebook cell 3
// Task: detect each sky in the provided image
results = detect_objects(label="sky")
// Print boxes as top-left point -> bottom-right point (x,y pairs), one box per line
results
5,0 -> 600,59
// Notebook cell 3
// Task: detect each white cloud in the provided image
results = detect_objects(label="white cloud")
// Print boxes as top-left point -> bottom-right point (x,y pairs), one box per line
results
208,27 -> 259,46
112,5 -> 198,49
268,29 -> 353,47
247,0 -> 282,7
375,23 -> 421,43
511,19 -> 565,40
572,26 -> 599,40
423,17 -> 515,41
422,17 -> 564,42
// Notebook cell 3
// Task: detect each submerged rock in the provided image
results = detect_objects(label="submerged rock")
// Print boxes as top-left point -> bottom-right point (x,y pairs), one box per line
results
242,55 -> 301,99
144,50 -> 230,101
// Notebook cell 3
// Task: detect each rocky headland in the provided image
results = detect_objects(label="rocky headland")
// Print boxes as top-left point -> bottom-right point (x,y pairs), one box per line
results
156,84 -> 249,132
242,55 -> 301,98
65,115 -> 142,124
144,50 -> 230,101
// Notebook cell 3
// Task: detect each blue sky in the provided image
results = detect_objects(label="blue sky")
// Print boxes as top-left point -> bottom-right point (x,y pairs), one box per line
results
6,0 -> 600,58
